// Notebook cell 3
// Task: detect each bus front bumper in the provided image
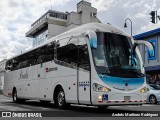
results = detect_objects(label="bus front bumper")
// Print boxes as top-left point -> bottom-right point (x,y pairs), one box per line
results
92,93 -> 147,106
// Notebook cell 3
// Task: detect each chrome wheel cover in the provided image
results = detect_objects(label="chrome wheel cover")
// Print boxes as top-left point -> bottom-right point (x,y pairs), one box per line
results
57,91 -> 65,106
150,96 -> 156,104
13,91 -> 17,101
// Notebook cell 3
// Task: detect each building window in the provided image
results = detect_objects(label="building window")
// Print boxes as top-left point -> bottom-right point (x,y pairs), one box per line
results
33,30 -> 48,47
147,39 -> 157,60
49,12 -> 67,20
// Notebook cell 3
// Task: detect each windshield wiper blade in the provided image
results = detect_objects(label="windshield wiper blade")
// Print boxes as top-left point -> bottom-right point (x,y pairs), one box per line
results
127,69 -> 145,77
101,70 -> 110,75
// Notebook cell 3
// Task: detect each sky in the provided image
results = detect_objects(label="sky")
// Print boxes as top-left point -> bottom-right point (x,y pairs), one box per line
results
0,0 -> 160,61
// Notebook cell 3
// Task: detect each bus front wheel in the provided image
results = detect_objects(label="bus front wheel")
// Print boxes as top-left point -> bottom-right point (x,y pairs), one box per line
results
13,89 -> 18,102
55,87 -> 69,109
13,89 -> 25,103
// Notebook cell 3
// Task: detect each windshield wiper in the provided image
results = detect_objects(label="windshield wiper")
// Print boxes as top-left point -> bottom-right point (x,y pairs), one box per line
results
101,69 -> 110,75
100,66 -> 122,75
127,69 -> 145,77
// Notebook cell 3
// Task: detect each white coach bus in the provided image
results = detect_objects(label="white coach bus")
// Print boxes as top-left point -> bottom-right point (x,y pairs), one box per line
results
3,23 -> 153,109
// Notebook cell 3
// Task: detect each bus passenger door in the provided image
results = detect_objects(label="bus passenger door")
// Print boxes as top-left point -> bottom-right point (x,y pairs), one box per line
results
78,38 -> 91,104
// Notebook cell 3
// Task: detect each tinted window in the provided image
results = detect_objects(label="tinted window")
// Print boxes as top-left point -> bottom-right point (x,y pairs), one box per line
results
57,38 -> 78,68
149,85 -> 160,90
6,42 -> 55,71
78,44 -> 90,71
56,37 -> 90,71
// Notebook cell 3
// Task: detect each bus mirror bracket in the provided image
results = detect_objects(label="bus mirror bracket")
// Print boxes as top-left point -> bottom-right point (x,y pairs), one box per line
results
134,40 -> 154,57
131,40 -> 154,66
82,30 -> 97,49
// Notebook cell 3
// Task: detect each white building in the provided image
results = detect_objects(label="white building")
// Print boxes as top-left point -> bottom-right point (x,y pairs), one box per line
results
26,0 -> 101,47
0,59 -> 7,92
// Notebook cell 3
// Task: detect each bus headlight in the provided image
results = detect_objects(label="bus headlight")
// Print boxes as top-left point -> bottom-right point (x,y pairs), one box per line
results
93,83 -> 111,92
139,86 -> 149,93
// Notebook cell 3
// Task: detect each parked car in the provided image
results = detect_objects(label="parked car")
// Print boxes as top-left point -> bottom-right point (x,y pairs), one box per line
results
147,84 -> 160,104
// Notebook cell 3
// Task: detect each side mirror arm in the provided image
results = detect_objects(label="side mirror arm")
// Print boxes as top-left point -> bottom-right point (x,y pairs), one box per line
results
134,40 -> 154,56
131,40 -> 154,66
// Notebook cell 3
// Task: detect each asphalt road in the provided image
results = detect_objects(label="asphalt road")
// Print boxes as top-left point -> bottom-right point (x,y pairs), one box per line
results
0,94 -> 160,120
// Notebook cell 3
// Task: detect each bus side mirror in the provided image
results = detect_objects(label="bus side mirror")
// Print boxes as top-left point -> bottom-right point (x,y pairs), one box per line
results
83,30 -> 97,49
134,40 -> 154,57
130,40 -> 154,66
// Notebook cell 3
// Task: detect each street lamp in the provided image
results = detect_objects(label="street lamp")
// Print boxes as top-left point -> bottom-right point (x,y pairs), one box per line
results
124,18 -> 132,36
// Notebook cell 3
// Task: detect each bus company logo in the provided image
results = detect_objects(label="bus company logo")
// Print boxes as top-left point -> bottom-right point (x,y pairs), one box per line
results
123,79 -> 129,87
125,83 -> 128,87
20,71 -> 28,79
46,67 -> 57,73
79,81 -> 90,87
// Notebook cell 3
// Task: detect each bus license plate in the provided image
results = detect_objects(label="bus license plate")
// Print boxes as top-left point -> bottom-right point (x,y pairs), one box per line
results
124,96 -> 131,101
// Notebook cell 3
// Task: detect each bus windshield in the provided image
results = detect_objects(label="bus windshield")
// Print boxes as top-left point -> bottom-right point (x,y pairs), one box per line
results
92,32 -> 144,78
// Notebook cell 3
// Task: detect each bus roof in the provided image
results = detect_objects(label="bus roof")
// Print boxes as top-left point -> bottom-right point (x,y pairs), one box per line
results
7,22 -> 130,60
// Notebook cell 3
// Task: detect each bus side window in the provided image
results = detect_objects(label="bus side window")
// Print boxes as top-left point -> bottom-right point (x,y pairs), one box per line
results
12,61 -> 19,70
36,55 -> 46,64
5,60 -> 12,71
34,44 -> 54,64
13,62 -> 20,70
22,61 -> 28,68
46,55 -> 54,62
78,45 -> 90,71
46,43 -> 54,62
57,39 -> 78,68
45,48 -> 54,62
16,62 -> 23,69
78,37 -> 90,71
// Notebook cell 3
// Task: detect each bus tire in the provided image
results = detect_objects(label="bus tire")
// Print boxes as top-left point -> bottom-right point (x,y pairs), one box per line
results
13,89 -> 18,103
55,87 -> 68,109
13,89 -> 25,103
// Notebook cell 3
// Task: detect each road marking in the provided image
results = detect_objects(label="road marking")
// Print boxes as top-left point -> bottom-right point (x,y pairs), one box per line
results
0,105 -> 30,111
20,105 -> 56,111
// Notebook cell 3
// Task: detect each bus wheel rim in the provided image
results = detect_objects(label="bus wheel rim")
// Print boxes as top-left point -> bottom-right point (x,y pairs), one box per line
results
14,91 -> 17,101
58,91 -> 64,106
